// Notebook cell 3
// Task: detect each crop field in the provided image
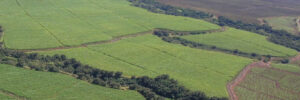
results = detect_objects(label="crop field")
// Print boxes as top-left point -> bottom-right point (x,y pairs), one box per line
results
39,34 -> 253,97
158,0 -> 300,23
0,64 -> 144,100
234,64 -> 300,100
264,17 -> 299,35
0,0 -> 219,49
181,28 -> 298,57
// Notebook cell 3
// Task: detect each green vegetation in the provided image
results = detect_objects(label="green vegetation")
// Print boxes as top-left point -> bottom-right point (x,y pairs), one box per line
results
0,64 -> 144,100
265,17 -> 299,35
181,28 -> 298,57
0,0 -> 218,49
0,93 -> 16,100
272,64 -> 300,74
0,48 -> 228,100
40,34 -> 253,97
235,65 -> 300,100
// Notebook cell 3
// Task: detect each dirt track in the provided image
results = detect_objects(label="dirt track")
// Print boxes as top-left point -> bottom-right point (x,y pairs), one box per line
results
227,61 -> 270,100
16,27 -> 226,52
19,30 -> 153,52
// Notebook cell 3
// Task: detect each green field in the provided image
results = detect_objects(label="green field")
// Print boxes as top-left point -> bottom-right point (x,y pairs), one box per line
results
182,28 -> 298,57
0,64 -> 144,100
0,0 -> 218,49
264,17 -> 299,35
235,64 -> 300,100
39,34 -> 253,97
0,93 -> 16,100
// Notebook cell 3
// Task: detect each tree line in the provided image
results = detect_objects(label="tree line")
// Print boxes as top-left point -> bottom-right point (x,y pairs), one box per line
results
0,48 -> 227,100
128,0 -> 300,51
153,29 -> 271,60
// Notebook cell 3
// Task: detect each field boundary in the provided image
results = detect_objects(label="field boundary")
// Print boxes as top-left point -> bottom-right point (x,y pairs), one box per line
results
16,30 -> 153,52
0,89 -> 29,100
13,27 -> 225,52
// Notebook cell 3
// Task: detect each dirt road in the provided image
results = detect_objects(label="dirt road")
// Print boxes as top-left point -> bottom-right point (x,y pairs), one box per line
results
227,61 -> 270,100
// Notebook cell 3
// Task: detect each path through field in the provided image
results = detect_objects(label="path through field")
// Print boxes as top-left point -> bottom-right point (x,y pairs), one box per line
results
16,27 -> 226,52
19,30 -> 153,52
227,60 -> 270,100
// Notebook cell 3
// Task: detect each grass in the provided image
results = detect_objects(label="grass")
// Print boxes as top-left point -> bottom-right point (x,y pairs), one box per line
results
0,0 -> 219,49
0,93 -> 16,100
0,64 -> 144,100
39,34 -> 253,97
272,64 -> 300,73
235,64 -> 300,100
181,28 -> 298,57
264,17 -> 298,35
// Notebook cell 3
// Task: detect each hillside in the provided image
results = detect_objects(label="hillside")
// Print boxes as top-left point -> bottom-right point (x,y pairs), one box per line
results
0,0 -> 299,99
0,0 -> 218,49
158,0 -> 300,23
0,64 -> 144,100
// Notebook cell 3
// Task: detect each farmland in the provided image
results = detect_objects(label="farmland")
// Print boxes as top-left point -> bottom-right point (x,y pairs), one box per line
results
0,64 -> 144,100
0,0 -> 218,49
158,0 -> 300,23
1,0 -> 300,99
181,28 -> 298,57
264,17 -> 300,35
234,64 -> 300,100
39,34 -> 253,97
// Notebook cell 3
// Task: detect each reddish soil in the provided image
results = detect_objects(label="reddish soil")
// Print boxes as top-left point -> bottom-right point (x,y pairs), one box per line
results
228,53 -> 300,100
290,52 -> 300,63
227,61 -> 270,100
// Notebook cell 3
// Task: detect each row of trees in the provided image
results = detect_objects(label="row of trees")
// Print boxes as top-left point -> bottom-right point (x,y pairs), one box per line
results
128,0 -> 300,51
0,48 -> 227,100
128,0 -> 213,19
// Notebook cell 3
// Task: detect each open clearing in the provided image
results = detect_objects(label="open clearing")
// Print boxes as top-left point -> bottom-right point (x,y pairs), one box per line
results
0,64 -> 144,100
181,28 -> 298,57
264,17 -> 300,35
234,64 -> 300,100
39,34 -> 253,97
0,0 -> 218,49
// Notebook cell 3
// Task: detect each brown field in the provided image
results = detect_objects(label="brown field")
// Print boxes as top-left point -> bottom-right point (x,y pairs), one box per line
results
158,0 -> 300,23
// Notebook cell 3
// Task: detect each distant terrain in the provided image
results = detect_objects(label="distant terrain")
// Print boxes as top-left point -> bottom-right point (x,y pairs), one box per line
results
158,0 -> 300,23
261,17 -> 300,35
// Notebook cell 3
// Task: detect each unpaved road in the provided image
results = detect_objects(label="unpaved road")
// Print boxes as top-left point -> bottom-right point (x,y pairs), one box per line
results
227,61 -> 270,100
